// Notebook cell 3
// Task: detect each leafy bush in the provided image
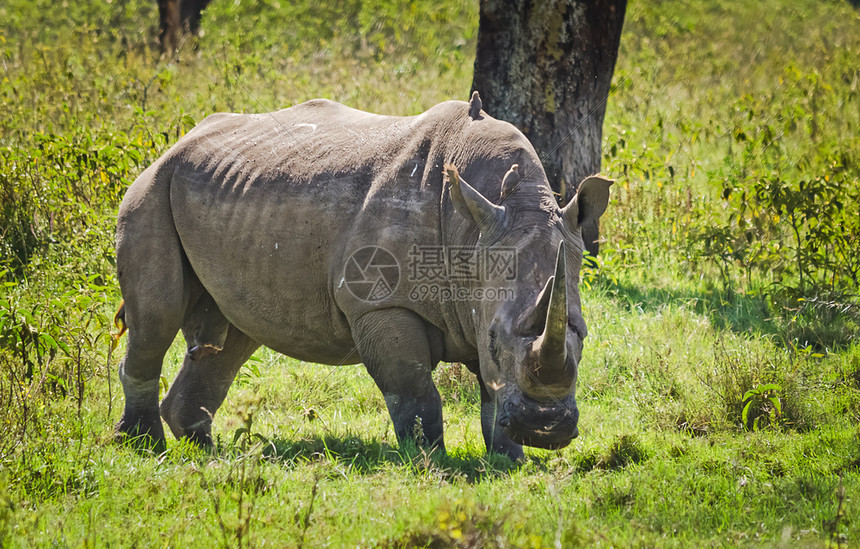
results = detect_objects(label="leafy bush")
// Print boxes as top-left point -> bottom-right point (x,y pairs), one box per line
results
604,2 -> 859,346
702,342 -> 817,433
0,127 -> 153,273
697,66 -> 860,305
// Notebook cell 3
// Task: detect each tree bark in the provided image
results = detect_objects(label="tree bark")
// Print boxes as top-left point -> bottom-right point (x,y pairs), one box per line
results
472,0 -> 626,256
158,0 -> 211,52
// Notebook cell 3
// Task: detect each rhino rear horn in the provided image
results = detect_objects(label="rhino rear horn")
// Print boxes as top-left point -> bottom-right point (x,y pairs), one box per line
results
445,164 -> 505,234
519,274 -> 553,335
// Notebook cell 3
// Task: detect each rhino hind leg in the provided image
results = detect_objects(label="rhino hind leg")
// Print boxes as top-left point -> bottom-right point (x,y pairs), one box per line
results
160,324 -> 259,446
115,207 -> 190,451
115,317 -> 178,452
183,290 -> 230,360
352,309 -> 445,454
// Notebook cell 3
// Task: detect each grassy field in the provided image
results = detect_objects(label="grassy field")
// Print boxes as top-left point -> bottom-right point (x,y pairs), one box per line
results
1,0 -> 859,546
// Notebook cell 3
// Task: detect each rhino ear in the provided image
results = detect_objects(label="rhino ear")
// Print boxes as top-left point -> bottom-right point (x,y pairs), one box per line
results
561,175 -> 613,228
445,164 -> 505,233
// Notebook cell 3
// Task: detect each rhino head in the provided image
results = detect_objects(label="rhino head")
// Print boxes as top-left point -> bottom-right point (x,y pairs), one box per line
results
446,165 -> 612,452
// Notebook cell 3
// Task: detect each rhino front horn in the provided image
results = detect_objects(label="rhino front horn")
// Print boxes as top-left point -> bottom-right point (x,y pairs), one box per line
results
538,241 -> 568,371
518,241 -> 574,401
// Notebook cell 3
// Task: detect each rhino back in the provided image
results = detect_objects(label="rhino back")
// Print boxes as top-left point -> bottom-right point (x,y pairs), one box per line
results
165,100 -> 453,362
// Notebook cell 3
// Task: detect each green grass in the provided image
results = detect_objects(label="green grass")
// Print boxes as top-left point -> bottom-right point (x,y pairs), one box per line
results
2,0 -> 860,546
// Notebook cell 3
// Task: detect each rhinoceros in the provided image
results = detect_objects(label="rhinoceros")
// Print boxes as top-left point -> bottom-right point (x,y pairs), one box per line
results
114,92 -> 611,459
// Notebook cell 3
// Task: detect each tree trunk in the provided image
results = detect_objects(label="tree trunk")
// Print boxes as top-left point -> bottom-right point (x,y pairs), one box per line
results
472,0 -> 626,256
158,0 -> 211,53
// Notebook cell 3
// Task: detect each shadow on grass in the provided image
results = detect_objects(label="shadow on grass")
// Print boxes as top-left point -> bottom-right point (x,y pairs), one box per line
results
601,278 -> 860,349
256,434 -> 519,482
597,278 -> 780,339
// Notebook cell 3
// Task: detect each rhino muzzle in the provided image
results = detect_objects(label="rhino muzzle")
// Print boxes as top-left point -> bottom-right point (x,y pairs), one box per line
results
500,392 -> 579,450
515,242 -> 578,400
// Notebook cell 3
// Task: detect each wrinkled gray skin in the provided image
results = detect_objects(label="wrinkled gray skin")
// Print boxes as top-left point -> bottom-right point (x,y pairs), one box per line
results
115,95 -> 612,459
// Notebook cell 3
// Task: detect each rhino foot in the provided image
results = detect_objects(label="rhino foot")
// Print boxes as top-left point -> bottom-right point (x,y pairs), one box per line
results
114,409 -> 166,453
160,397 -> 215,448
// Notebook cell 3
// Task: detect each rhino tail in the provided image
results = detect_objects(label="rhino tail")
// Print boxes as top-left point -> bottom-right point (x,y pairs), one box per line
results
113,300 -> 128,339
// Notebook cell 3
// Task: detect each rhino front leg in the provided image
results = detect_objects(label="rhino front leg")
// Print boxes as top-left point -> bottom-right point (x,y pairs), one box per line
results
352,309 -> 444,453
160,324 -> 259,446
479,381 -> 524,460
464,362 -> 524,460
